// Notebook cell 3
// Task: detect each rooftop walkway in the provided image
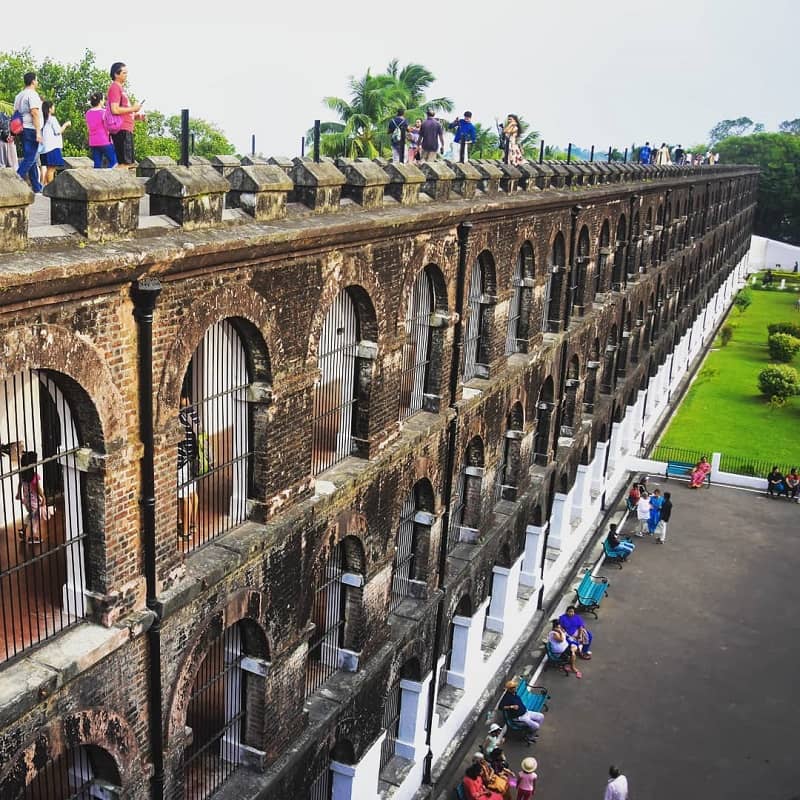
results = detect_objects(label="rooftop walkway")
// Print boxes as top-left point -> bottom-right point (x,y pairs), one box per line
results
438,479 -> 800,800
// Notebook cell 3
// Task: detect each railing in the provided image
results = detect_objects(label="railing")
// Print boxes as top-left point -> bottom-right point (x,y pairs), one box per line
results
647,444 -> 705,464
644,445 -> 795,480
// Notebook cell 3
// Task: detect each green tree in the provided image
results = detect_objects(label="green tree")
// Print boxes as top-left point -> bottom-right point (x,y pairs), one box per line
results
733,287 -> 753,313
716,132 -> 800,244
778,118 -> 800,135
708,117 -> 763,144
757,364 -> 799,400
384,59 -> 453,120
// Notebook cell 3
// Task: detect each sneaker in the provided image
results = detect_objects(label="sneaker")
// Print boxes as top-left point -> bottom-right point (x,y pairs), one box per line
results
634,532 -> 644,538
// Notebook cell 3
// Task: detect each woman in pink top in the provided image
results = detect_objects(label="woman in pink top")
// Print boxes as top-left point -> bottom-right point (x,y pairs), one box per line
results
85,91 -> 117,168
107,61 -> 143,166
516,757 -> 537,800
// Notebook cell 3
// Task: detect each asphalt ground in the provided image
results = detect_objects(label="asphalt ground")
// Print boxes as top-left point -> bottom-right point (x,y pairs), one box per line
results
450,480 -> 800,800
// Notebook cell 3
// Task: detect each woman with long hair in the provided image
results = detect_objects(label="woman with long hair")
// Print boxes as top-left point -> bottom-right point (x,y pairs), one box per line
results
503,114 -> 524,167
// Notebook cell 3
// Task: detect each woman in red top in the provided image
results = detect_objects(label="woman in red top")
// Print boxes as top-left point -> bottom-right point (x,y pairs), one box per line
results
107,61 -> 144,167
462,763 -> 503,800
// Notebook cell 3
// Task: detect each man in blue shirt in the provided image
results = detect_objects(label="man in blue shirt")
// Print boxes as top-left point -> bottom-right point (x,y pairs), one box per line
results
450,111 -> 477,161
638,141 -> 651,164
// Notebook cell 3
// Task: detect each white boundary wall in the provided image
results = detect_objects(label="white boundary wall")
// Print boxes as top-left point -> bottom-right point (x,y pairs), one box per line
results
748,235 -> 800,273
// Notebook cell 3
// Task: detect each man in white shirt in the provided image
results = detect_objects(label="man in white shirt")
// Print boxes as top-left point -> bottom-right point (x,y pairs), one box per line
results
13,71 -> 43,193
604,765 -> 629,800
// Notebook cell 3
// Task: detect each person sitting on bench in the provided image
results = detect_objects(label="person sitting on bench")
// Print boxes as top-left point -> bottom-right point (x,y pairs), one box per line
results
558,605 -> 593,659
606,523 -> 635,560
462,762 -> 503,800
498,679 -> 544,744
548,620 -> 582,678
767,466 -> 788,498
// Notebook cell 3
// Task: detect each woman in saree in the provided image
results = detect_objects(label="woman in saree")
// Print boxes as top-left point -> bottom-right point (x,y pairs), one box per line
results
689,456 -> 711,488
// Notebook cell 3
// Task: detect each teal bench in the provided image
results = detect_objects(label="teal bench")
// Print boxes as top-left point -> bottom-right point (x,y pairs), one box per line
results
573,568 -> 609,618
602,538 -> 626,569
666,459 -> 710,485
515,676 -> 550,713
544,638 -> 571,675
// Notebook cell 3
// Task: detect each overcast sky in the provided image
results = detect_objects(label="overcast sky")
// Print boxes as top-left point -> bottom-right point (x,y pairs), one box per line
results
7,0 -> 796,157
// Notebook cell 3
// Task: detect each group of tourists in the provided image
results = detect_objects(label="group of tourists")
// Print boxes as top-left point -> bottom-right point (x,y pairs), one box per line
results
637,141 -> 718,167
627,481 -> 673,541
387,109 -> 525,166
766,466 -> 800,499
0,62 -> 142,192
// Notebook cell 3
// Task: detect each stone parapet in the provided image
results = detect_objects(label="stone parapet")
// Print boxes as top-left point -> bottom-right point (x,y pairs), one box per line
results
382,161 -> 425,205
418,161 -> 456,201
336,158 -> 389,209
146,165 -> 229,229
226,165 -> 293,221
0,170 -> 34,252
291,158 -> 346,213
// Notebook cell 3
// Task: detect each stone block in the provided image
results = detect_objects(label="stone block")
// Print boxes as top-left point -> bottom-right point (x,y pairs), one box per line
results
137,156 -> 178,179
241,155 -> 269,166
226,165 -> 293,221
514,161 -> 539,190
529,161 -> 554,190
62,156 -> 95,170
0,169 -> 34,252
446,160 -> 482,199
418,160 -> 455,201
146,165 -> 229,229
291,158 -> 346,213
335,158 -> 388,209
494,161 -> 522,193
382,161 -> 425,205
188,155 -> 211,168
210,154 -> 241,179
43,168 -> 143,241
547,161 -> 570,188
469,160 -> 502,195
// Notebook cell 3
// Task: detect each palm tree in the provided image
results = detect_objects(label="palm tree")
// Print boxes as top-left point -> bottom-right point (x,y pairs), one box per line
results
385,59 -> 454,119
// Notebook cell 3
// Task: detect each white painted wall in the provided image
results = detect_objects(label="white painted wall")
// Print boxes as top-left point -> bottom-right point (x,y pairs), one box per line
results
748,235 -> 800,273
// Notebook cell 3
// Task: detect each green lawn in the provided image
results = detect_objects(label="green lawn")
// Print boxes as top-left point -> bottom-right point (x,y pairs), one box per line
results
659,280 -> 800,466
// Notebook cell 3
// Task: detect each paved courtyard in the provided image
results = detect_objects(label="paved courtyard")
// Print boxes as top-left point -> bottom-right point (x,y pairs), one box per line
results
449,480 -> 800,800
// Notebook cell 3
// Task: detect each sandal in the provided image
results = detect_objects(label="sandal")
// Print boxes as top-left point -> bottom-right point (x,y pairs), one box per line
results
574,669 -> 583,679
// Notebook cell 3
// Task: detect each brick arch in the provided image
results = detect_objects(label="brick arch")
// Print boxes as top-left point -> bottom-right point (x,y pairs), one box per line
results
396,254 -> 452,334
0,708 -> 141,798
395,458 -> 440,518
0,323 -> 124,449
305,249 -> 385,366
155,284 -> 283,430
166,588 -> 269,745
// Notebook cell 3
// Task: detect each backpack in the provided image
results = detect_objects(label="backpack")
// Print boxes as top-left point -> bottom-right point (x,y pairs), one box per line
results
9,110 -> 23,136
103,104 -> 124,135
390,118 -> 404,144
0,112 -> 11,143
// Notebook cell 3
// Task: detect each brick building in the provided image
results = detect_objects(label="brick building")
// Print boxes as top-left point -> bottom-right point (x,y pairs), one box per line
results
0,156 -> 757,800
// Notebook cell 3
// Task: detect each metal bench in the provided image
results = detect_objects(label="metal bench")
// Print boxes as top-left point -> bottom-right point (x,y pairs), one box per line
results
544,638 -> 571,675
574,568 -> 609,618
666,459 -> 710,485
515,677 -> 550,713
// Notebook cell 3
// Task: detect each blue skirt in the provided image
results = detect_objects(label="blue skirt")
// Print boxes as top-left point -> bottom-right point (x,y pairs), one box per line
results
41,148 -> 65,167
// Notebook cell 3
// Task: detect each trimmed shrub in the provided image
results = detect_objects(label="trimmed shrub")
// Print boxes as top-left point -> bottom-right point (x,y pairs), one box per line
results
767,321 -> 800,338
734,288 -> 752,312
767,333 -> 800,362
758,364 -> 800,400
720,325 -> 734,347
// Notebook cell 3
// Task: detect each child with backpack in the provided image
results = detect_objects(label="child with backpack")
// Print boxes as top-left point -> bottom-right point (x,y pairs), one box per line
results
85,92 -> 118,169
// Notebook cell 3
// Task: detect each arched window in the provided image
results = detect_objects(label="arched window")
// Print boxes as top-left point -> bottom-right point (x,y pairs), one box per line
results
496,403 -> 524,501
573,226 -> 591,314
184,620 -> 269,799
544,234 -> 566,333
585,340 -> 600,412
449,437 -> 485,548
19,744 -> 121,800
177,320 -> 251,552
463,253 -> 495,381
532,378 -> 555,466
601,325 -> 618,393
389,480 -> 434,610
306,536 -> 365,695
1,369 -> 92,663
506,243 -> 535,354
560,356 -> 580,436
399,269 -> 434,419
594,220 -> 611,297
379,658 -> 422,775
612,216 -> 627,289
312,289 -> 376,474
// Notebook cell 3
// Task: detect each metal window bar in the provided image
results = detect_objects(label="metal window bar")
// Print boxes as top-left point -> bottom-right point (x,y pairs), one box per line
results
399,270 -> 433,420
389,492 -> 416,611
183,624 -> 245,800
545,268 -> 563,333
177,321 -> 251,553
447,469 -> 465,550
312,291 -> 359,474
505,254 -> 523,354
1,370 -> 87,665
379,679 -> 401,773
21,745 -> 117,800
541,273 -> 552,332
462,259 -> 482,381
305,545 -> 345,696
437,622 -> 454,691
308,763 -> 332,800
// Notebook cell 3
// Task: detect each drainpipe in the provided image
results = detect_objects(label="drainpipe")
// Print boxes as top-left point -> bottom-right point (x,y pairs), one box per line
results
131,277 -> 164,800
422,220 -> 472,784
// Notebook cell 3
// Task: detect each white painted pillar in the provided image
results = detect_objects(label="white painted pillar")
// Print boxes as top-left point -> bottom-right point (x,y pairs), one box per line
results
331,733 -> 383,800
486,555 -> 523,633
547,492 -> 570,551
519,523 -> 547,589
395,672 -> 433,761
591,443 -> 607,498
570,464 -> 591,524
607,423 -> 624,474
446,598 -> 490,691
